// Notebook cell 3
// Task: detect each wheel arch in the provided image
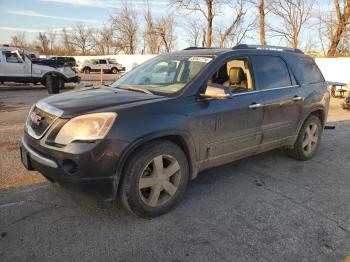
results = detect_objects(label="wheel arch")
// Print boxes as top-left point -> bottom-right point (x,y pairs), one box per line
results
42,71 -> 67,82
291,107 -> 326,146
115,131 -> 198,193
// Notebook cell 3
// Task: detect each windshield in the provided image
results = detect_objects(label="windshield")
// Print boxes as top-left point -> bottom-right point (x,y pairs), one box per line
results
111,55 -> 213,95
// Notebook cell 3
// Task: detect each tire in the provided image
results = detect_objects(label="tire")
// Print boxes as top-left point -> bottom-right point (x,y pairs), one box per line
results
83,67 -> 91,74
111,67 -> 119,74
44,75 -> 60,94
119,140 -> 189,218
57,77 -> 65,89
287,115 -> 322,161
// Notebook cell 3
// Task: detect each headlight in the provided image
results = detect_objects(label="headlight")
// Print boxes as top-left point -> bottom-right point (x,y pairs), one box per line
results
55,112 -> 117,145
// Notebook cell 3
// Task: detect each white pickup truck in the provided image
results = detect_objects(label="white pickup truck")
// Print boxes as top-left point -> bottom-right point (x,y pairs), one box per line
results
0,46 -> 80,93
74,58 -> 126,74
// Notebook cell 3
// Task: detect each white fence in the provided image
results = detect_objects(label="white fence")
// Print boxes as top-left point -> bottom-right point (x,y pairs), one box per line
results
42,54 -> 350,84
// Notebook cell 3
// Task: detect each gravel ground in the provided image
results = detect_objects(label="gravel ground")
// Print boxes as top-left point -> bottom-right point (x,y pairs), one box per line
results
0,81 -> 350,261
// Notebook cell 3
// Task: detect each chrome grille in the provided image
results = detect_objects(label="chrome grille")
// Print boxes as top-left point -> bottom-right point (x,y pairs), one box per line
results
27,106 -> 57,138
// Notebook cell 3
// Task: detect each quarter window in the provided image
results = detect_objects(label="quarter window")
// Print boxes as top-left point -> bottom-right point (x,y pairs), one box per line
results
293,57 -> 324,84
252,56 -> 291,90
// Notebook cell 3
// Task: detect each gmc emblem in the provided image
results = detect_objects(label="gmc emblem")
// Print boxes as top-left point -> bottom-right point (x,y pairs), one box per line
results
30,112 -> 43,126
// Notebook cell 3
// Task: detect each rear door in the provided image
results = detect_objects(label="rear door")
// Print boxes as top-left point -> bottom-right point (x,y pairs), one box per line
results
251,55 -> 303,148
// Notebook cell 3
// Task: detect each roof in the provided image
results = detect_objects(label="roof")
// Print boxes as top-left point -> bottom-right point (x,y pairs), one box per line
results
169,44 -> 305,57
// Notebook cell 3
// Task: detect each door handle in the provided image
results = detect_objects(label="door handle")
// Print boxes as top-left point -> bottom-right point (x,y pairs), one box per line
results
249,103 -> 264,109
292,96 -> 303,101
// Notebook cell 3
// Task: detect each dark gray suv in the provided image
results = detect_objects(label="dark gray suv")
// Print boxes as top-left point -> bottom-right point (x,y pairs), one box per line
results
20,45 -> 330,218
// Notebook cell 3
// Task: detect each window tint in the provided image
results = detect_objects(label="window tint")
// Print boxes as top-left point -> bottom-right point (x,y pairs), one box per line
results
293,57 -> 324,84
208,58 -> 255,92
252,56 -> 291,89
99,59 -> 107,64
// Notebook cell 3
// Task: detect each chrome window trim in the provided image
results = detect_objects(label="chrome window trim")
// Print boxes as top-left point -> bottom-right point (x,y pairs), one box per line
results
21,138 -> 58,168
229,85 -> 300,97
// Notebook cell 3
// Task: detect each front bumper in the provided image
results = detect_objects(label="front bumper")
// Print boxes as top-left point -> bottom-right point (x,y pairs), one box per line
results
66,76 -> 81,83
20,133 -> 129,201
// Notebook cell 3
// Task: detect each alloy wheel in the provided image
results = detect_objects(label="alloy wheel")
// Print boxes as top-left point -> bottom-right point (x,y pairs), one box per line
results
138,155 -> 181,207
302,122 -> 319,156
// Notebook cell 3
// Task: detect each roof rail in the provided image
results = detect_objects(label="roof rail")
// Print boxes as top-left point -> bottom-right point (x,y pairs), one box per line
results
233,44 -> 303,54
183,46 -> 218,50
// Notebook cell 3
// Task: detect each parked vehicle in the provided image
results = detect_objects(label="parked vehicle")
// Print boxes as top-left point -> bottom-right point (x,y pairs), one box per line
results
46,56 -> 76,67
343,96 -> 350,109
74,59 -> 126,74
20,45 -> 330,218
0,47 -> 80,93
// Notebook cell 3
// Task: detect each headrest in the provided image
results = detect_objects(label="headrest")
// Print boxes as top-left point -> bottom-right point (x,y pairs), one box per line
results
228,67 -> 244,85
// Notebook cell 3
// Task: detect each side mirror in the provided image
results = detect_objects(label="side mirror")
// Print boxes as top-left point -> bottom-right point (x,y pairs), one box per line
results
200,84 -> 232,100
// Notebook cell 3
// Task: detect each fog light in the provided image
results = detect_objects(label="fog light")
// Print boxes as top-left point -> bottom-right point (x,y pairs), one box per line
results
62,159 -> 78,174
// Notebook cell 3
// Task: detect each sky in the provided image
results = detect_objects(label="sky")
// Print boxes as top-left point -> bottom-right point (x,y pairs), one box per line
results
0,0 -> 334,52
0,0 -> 176,47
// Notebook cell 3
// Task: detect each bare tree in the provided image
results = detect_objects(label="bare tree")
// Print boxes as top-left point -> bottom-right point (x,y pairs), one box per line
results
259,0 -> 267,45
47,30 -> 57,54
92,26 -> 115,55
71,24 -> 94,55
111,1 -> 138,54
173,0 -> 219,47
156,16 -> 176,53
215,0 -> 248,47
184,19 -> 204,46
61,28 -> 75,55
326,0 -> 350,56
11,32 -> 27,48
144,3 -> 161,54
36,32 -> 50,54
268,0 -> 314,48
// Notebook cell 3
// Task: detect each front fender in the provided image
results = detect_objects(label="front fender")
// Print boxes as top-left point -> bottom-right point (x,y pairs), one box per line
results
114,128 -> 198,185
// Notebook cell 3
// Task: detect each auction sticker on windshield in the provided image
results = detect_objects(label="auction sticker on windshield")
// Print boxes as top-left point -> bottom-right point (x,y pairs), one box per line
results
188,57 -> 213,63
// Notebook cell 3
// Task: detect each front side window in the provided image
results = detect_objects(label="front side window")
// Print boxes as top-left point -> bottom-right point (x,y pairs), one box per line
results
5,52 -> 22,63
207,57 -> 255,93
252,56 -> 291,90
111,55 -> 213,96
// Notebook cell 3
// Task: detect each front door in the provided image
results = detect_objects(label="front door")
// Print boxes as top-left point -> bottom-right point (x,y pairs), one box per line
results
251,55 -> 303,148
4,51 -> 30,78
197,57 -> 264,168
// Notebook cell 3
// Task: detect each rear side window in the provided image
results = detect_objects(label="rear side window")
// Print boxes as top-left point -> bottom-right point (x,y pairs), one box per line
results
293,57 -> 324,84
252,56 -> 291,90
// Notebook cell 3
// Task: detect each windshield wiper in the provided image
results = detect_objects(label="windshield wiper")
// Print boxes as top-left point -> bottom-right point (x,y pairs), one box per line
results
122,87 -> 153,95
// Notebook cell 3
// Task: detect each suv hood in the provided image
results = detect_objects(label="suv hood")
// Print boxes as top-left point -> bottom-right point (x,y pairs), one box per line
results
37,86 -> 166,118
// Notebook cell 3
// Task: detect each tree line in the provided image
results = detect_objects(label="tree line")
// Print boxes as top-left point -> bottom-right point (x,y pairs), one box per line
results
8,0 -> 350,57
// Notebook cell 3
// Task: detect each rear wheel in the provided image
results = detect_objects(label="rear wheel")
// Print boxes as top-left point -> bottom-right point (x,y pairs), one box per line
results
287,115 -> 322,161
111,67 -> 119,74
119,140 -> 189,218
83,67 -> 91,74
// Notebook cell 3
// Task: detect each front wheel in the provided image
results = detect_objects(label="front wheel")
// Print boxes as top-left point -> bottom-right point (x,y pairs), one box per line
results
119,140 -> 189,218
287,115 -> 322,161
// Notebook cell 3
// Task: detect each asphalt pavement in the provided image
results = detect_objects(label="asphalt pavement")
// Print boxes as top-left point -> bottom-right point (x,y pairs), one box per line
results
0,83 -> 350,262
